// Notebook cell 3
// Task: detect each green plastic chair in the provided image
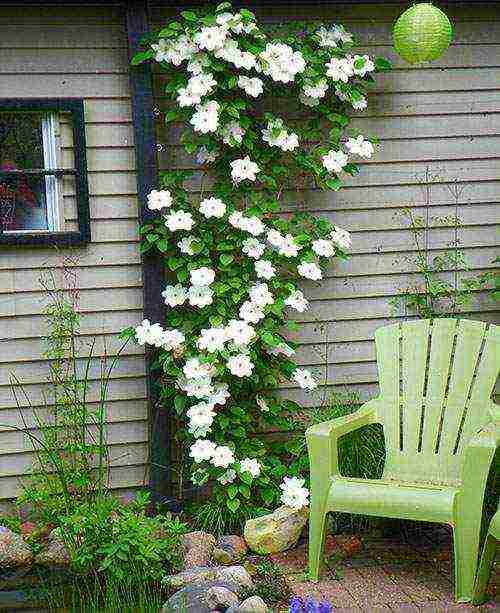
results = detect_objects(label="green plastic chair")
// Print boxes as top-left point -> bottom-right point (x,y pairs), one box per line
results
307,319 -> 499,603
473,508 -> 499,604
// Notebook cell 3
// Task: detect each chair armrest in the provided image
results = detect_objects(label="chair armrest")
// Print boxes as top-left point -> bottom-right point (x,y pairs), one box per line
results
459,422 -> 500,510
306,399 -> 381,479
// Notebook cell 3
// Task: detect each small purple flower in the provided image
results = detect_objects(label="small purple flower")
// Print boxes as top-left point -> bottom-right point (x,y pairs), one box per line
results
289,596 -> 303,613
304,598 -> 319,613
318,602 -> 333,613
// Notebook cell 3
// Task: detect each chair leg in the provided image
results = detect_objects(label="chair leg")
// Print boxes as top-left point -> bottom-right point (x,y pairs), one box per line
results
452,519 -> 482,603
308,501 -> 327,581
473,533 -> 497,605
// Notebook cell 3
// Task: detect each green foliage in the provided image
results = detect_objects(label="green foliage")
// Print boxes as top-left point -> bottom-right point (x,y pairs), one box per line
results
390,207 -> 498,319
188,494 -> 266,536
245,559 -> 292,606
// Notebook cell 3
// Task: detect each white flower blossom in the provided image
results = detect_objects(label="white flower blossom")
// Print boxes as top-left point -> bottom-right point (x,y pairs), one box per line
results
352,54 -> 375,77
162,284 -> 187,307
242,237 -> 266,259
183,357 -> 215,380
278,234 -> 302,258
189,439 -> 217,463
190,100 -> 220,133
300,93 -> 320,108
180,375 -> 214,398
188,285 -> 214,308
240,458 -> 261,477
230,156 -> 260,183
187,401 -> 216,437
177,87 -> 201,108
254,259 -> 276,280
225,319 -> 256,346
284,289 -> 309,312
303,80 -> 328,99
280,476 -> 309,510
256,396 -> 270,411
135,319 -> 165,347
178,235 -> 196,255
190,267 -> 216,286
161,329 -> 185,351
345,135 -> 374,159
326,57 -> 354,83
293,368 -> 318,390
228,211 -> 244,228
208,382 -> 231,406
187,54 -> 210,74
297,261 -> 322,281
188,285 -> 214,309
147,189 -> 172,211
211,445 -> 235,468
196,146 -> 219,165
152,35 -> 197,65
262,118 -> 299,151
194,26 -> 228,51
317,24 -> 353,47
322,149 -> 348,173
187,72 -> 217,96
312,239 -> 336,257
218,468 -> 237,484
199,197 -> 226,219
227,354 -> 254,377
222,121 -> 245,146
239,300 -> 265,324
249,282 -> 274,307
259,43 -> 305,83
352,97 -> 368,111
240,215 -> 265,236
165,210 -> 194,232
197,326 -> 227,353
330,226 -> 352,250
237,75 -> 263,97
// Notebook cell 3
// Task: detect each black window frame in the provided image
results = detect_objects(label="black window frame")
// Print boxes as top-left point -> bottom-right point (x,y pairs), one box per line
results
0,98 -> 90,247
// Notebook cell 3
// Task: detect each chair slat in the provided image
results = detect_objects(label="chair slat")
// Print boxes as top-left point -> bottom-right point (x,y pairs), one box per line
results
457,324 -> 500,454
438,320 -> 487,455
401,320 -> 431,454
375,323 -> 401,455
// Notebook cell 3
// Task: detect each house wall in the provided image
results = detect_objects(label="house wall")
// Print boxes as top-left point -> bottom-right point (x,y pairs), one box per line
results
152,1 -> 499,409
0,5 -> 148,502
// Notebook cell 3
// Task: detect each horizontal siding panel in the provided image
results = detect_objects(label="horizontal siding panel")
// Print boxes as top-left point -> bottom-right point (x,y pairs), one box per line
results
0,24 -> 126,48
62,123 -> 134,148
1,287 -> 143,317
64,195 -> 139,221
0,377 -> 147,409
0,243 -> 141,271
0,48 -> 128,73
0,443 -> 148,478
0,310 -> 143,342
1,74 -> 130,97
0,464 -> 148,499
83,99 -> 133,123
63,148 -> 136,173
0,399 -> 148,432
1,420 -> 148,455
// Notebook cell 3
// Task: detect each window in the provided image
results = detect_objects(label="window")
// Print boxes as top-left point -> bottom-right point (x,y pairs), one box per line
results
0,99 -> 90,246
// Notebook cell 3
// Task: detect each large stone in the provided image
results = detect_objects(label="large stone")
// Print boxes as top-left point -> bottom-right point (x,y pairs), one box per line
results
0,526 -> 33,568
162,581 -> 239,613
163,564 -> 253,596
244,505 -> 308,554
34,528 -> 70,567
180,530 -> 216,569
227,596 -> 268,612
213,535 -> 248,565
203,585 -> 239,609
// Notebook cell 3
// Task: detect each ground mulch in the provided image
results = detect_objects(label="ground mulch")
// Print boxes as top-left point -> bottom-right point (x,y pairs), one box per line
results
268,525 -> 498,611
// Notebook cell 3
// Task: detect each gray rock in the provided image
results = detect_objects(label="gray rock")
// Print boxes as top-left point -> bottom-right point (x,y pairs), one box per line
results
213,535 -> 247,565
227,596 -> 268,612
203,585 -> 239,609
244,505 -> 308,554
180,530 -> 216,569
34,528 -> 70,567
0,526 -> 33,568
162,581 -> 239,613
163,565 -> 253,596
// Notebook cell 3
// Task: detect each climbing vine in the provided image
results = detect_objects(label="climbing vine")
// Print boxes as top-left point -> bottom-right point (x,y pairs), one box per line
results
125,2 -> 391,525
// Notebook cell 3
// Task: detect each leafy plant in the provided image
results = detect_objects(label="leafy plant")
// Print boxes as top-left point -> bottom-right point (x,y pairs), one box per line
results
124,1 -> 391,525
246,559 -> 292,606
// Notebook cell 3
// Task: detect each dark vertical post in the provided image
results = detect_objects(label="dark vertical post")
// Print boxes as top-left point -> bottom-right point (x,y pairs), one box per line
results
125,0 -> 172,506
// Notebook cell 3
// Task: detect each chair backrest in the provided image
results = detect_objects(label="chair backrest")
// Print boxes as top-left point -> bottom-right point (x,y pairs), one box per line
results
375,319 -> 499,486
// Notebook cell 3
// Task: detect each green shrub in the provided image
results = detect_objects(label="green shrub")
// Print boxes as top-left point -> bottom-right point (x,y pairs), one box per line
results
246,559 -> 291,606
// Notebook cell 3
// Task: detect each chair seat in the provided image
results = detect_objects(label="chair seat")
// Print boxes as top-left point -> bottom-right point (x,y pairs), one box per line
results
326,477 -> 459,524
487,510 -> 500,539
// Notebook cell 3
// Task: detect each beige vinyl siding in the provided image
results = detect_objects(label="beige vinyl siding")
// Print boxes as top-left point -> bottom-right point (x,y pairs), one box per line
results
0,5 -> 147,500
152,1 -> 499,407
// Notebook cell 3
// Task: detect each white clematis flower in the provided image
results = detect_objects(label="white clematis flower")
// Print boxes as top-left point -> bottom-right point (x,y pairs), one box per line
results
240,458 -> 261,477
199,197 -> 226,219
280,476 -> 309,510
211,445 -> 235,468
147,189 -> 172,210
249,282 -> 274,307
230,156 -> 260,183
165,210 -> 194,232
162,284 -> 187,307
242,237 -> 266,259
190,100 -> 220,133
330,226 -> 352,250
227,354 -> 254,377
345,135 -> 374,159
188,285 -> 214,308
297,261 -> 323,281
190,267 -> 216,286
312,239 -> 336,257
237,75 -> 263,97
189,439 -> 217,463
254,259 -> 276,280
292,368 -> 318,390
178,235 -> 196,255
197,326 -> 227,353
225,319 -> 256,346
183,357 -> 215,380
284,289 -> 309,312
326,57 -> 354,83
322,149 -> 349,173
239,300 -> 265,324
194,26 -> 228,51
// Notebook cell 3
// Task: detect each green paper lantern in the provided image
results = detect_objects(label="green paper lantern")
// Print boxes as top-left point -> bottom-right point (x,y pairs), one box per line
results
393,3 -> 453,64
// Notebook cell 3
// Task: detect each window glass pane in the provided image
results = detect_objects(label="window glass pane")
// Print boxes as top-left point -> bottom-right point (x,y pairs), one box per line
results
0,112 -> 60,233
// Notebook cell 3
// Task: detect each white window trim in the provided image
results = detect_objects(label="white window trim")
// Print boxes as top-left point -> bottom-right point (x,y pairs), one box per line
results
42,113 -> 61,232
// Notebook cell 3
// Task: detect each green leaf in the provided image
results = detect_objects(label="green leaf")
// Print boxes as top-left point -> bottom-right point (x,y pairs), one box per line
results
220,253 -> 234,266
227,484 -> 238,499
181,10 -> 198,22
131,50 -> 153,66
174,395 -> 187,413
165,110 -> 179,124
239,471 -> 253,485
167,257 -> 182,271
375,57 -> 392,71
157,238 -> 169,253
239,484 -> 251,499
226,497 -> 241,512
